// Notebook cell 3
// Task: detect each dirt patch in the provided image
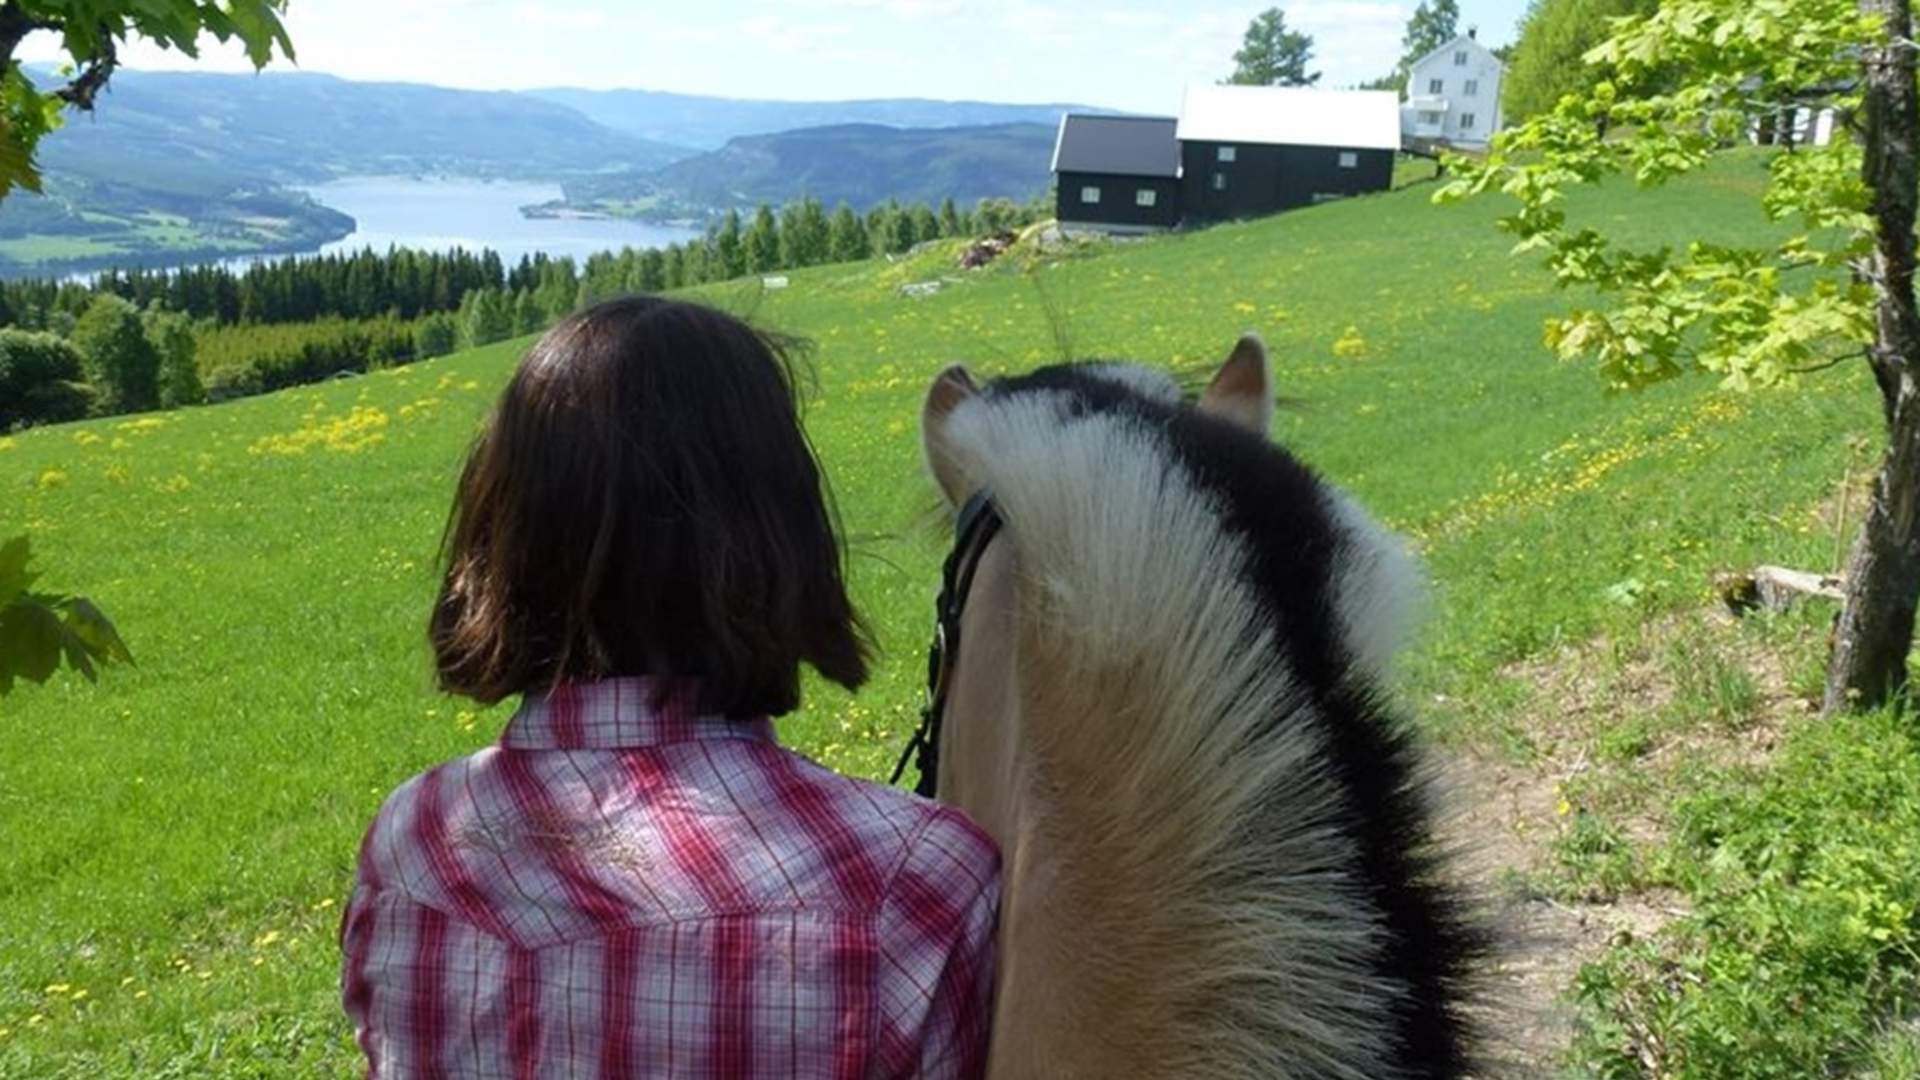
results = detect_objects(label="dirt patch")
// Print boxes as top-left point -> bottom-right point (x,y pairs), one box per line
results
1444,603 -> 1823,1075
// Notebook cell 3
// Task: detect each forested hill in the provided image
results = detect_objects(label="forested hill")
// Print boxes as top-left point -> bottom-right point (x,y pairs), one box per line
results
37,70 -> 692,183
527,87 -> 1092,149
556,122 -> 1059,219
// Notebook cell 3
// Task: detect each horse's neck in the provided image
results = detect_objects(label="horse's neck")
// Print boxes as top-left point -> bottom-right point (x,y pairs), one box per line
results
938,543 -> 1159,1079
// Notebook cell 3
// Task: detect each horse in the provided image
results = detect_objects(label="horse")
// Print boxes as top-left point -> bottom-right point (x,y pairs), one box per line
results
912,335 -> 1486,1080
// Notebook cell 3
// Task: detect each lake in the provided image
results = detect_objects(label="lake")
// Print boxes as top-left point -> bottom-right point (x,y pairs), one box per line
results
304,176 -> 704,266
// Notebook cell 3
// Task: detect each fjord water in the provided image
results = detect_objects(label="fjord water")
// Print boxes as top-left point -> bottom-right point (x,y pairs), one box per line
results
304,176 -> 703,265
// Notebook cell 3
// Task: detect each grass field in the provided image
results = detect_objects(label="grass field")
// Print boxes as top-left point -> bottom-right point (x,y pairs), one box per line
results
3,154 -> 1916,1077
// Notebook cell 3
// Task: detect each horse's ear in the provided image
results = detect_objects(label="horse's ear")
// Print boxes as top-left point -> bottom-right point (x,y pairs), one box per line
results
1198,334 -> 1273,437
922,364 -> 978,505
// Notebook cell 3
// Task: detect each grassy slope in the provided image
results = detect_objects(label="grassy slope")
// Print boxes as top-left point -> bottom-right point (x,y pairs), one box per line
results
0,157 -> 1888,1076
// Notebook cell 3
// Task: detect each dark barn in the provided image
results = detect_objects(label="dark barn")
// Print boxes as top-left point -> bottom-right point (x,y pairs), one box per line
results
1175,85 -> 1399,224
1051,114 -> 1182,233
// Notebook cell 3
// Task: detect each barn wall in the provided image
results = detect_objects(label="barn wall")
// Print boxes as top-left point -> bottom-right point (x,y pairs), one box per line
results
1056,171 -> 1182,229
1179,142 -> 1393,223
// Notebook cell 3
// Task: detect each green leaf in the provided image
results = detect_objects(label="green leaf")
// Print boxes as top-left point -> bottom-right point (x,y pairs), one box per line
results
0,536 -> 33,604
61,597 -> 134,667
0,600 -> 70,687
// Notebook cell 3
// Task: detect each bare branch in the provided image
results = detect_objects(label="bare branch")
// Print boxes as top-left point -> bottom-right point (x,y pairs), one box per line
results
1791,350 -> 1871,375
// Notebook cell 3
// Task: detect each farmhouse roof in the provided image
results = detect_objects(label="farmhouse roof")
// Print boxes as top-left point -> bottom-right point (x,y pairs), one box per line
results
1050,113 -> 1182,177
1407,33 -> 1506,74
1176,85 -> 1402,152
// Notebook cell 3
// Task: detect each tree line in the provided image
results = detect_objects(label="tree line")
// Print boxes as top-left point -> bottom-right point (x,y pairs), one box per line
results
1,193 -> 1046,429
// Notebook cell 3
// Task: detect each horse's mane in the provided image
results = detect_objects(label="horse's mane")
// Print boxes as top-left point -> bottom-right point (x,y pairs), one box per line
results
940,363 -> 1481,1080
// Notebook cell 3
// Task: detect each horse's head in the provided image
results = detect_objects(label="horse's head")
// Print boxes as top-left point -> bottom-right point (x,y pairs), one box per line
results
912,339 -> 1481,1080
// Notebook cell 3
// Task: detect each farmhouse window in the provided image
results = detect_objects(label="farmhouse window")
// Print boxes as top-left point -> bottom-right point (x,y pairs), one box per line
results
1211,172 -> 1227,191
1464,79 -> 1478,96
1454,50 -> 1468,65
1217,145 -> 1237,163
1081,185 -> 1102,204
1460,113 -> 1476,130
1419,110 -> 1444,124
1338,151 -> 1359,168
1428,78 -> 1444,94
1136,188 -> 1158,207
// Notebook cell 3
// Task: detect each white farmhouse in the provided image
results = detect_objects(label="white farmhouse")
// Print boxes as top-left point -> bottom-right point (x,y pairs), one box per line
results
1401,31 -> 1505,149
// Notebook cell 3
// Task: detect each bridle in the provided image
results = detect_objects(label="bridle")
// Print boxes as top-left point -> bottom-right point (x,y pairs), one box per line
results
889,489 -> 1003,798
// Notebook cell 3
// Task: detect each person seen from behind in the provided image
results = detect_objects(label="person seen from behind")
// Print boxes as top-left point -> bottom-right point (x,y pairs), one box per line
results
340,296 -> 1001,1078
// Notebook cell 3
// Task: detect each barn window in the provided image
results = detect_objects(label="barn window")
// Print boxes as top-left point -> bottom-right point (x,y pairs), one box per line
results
1217,145 -> 1237,163
1428,78 -> 1444,95
1338,151 -> 1359,169
1460,113 -> 1477,130
1136,188 -> 1158,207
1211,172 -> 1227,191
1464,79 -> 1478,96
1454,50 -> 1468,65
1081,185 -> 1102,204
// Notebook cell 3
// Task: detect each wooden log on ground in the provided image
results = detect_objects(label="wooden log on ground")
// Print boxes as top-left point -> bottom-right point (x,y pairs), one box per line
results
1716,566 -> 1846,615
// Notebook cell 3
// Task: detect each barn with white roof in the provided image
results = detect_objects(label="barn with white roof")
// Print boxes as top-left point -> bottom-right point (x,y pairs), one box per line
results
1176,84 -> 1401,224
1050,85 -> 1402,232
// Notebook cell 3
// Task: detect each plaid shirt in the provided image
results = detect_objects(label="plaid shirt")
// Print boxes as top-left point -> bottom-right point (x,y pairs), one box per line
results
341,679 -> 1000,1079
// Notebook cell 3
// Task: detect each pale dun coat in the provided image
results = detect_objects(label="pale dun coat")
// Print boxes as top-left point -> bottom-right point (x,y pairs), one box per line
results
919,337 -> 1484,1080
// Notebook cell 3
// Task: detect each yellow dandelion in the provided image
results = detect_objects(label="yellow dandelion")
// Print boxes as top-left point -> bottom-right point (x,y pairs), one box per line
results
35,468 -> 68,491
1331,327 -> 1369,359
73,431 -> 102,446
44,983 -> 70,995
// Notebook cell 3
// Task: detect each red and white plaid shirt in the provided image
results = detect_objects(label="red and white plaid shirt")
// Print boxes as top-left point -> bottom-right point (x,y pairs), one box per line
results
341,679 -> 1000,1079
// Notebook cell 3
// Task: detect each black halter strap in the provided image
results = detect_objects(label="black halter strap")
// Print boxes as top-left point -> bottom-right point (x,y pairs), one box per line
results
890,489 -> 1003,797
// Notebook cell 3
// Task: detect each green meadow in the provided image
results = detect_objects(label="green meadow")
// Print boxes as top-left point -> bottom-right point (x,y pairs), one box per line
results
4,155 -> 1916,1077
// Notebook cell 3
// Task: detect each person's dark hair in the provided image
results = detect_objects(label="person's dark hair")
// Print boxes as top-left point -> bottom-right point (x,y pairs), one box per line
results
430,295 -> 871,717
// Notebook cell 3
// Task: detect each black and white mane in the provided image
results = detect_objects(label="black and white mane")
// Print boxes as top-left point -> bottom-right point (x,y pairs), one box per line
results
929,352 -> 1485,1079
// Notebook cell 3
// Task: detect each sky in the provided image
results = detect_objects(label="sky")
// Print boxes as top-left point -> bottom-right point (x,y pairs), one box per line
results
21,1 -> 1532,114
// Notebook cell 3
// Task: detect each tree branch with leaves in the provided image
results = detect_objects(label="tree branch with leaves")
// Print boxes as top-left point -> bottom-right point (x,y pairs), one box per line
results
0,0 -> 294,198
1437,0 -> 1920,713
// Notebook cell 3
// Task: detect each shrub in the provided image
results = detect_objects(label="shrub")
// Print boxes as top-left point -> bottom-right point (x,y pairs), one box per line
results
0,328 -> 89,429
198,317 -> 417,401
414,313 -> 458,360
144,308 -> 204,408
71,294 -> 160,415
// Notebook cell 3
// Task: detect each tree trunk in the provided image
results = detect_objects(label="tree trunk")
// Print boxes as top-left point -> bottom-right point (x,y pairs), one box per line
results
1824,0 -> 1920,715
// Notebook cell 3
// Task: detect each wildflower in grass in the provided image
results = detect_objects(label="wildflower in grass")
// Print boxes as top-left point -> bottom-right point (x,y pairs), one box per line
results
1232,301 -> 1257,315
26,1014 -> 43,1026
36,468 -> 68,491
253,930 -> 282,948
115,417 -> 168,435
73,431 -> 101,446
67,989 -> 87,1002
1332,326 -> 1369,359
152,475 -> 192,495
102,464 -> 130,484
44,984 -> 69,995
0,436 -> 14,451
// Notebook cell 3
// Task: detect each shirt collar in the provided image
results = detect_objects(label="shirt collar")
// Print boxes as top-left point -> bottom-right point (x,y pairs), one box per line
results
500,678 -> 776,751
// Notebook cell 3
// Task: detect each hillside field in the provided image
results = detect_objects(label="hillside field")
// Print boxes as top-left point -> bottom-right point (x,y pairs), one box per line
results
3,158 -> 1916,1077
